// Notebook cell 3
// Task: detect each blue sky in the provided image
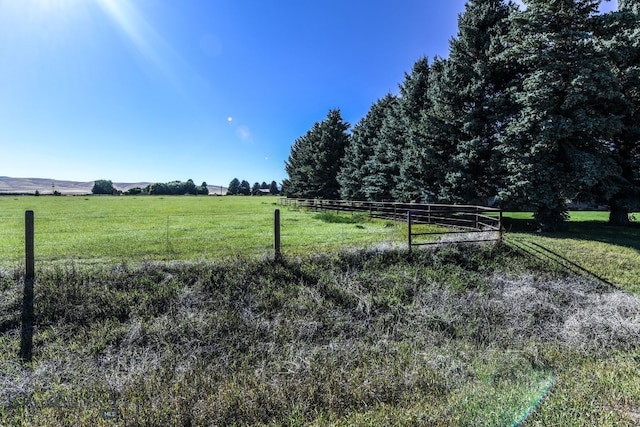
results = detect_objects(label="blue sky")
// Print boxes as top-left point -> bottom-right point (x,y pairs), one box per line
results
0,0 -> 618,187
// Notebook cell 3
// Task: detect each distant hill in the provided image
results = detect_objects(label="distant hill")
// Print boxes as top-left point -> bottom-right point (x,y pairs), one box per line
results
0,177 -> 150,195
0,177 -> 228,195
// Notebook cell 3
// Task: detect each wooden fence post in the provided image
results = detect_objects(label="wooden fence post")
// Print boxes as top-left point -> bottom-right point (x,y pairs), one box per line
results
274,209 -> 281,261
21,210 -> 35,362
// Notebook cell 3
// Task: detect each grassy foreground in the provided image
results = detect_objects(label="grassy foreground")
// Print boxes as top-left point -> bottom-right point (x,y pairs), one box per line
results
1,243 -> 640,426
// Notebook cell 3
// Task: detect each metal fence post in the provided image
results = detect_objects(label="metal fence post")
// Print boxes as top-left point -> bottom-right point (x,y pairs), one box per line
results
274,209 -> 281,261
20,210 -> 35,362
407,211 -> 413,252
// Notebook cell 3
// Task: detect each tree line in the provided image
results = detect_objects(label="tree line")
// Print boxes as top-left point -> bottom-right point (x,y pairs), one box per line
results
92,178 -> 282,196
92,179 -> 209,196
283,0 -> 639,230
226,178 -> 280,196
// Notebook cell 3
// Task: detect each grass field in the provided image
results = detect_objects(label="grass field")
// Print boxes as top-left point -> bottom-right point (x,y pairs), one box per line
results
1,196 -> 639,425
502,211 -> 640,293
0,196 -> 438,266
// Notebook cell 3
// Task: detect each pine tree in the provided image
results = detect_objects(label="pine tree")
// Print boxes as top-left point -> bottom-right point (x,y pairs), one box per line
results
618,0 -> 640,14
269,180 -> 279,195
597,1 -> 640,225
498,0 -> 623,230
284,109 -> 350,199
227,178 -> 240,195
362,96 -> 404,201
438,0 -> 514,204
338,94 -> 396,200
393,57 -> 434,202
239,180 -> 251,196
418,57 -> 462,202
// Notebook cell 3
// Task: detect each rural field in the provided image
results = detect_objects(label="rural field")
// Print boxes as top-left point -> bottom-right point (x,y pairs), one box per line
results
0,196 -> 422,266
1,196 -> 640,425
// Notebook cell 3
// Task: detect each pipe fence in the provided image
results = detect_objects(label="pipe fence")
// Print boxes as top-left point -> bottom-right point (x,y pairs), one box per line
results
278,198 -> 503,248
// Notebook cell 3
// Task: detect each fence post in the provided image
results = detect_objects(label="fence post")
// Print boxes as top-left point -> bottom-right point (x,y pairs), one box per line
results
21,210 -> 35,362
274,209 -> 282,261
475,206 -> 479,230
499,210 -> 503,241
407,211 -> 413,252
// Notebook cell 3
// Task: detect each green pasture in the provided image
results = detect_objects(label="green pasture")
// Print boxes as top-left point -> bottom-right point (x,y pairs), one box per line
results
502,211 -> 640,293
1,196 -> 638,293
0,195 -> 434,266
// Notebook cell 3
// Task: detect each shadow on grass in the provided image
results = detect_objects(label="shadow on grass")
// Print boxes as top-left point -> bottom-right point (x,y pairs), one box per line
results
502,216 -> 640,253
505,237 -> 618,289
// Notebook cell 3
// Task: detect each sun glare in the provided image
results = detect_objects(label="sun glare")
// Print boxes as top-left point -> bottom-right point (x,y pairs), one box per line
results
0,0 -> 92,45
94,0 -> 162,65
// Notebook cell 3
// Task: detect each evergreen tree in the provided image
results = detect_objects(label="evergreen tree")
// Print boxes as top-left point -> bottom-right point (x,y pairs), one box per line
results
338,94 -> 396,200
362,95 -> 403,201
227,178 -> 240,195
418,57 -> 462,202
284,109 -> 350,199
597,2 -> 640,225
437,0 -> 514,204
498,0 -> 623,230
393,57 -> 434,202
239,180 -> 251,196
618,0 -> 640,14
269,180 -> 279,195
252,182 -> 261,195
185,179 -> 197,195
338,58 -> 433,202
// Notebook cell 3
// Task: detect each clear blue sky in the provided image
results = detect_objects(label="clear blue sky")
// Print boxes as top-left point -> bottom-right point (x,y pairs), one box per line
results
0,0 -> 618,187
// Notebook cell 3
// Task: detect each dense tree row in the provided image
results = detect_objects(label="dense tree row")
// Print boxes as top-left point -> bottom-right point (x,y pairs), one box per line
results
91,179 -> 209,195
227,178 -> 280,196
284,0 -> 640,230
146,179 -> 209,195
